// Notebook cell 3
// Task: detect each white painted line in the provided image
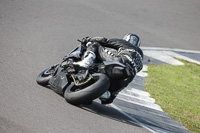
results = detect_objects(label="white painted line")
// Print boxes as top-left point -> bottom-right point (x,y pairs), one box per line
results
120,90 -> 155,102
118,92 -> 155,103
141,47 -> 200,54
110,103 -> 156,133
142,65 -> 148,71
143,50 -> 184,65
136,65 -> 148,77
127,88 -> 150,97
116,97 -> 163,111
136,71 -> 148,77
164,51 -> 200,65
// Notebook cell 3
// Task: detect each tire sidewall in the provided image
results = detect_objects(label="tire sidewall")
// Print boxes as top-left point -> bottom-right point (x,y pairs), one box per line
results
64,73 -> 110,105
36,68 -> 53,86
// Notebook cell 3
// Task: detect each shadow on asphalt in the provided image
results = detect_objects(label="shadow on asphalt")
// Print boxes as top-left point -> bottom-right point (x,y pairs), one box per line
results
77,101 -> 141,128
39,84 -> 141,128
37,85 -> 144,129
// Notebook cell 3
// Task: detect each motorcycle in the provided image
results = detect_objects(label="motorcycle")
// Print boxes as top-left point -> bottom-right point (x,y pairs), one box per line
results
36,41 -> 129,105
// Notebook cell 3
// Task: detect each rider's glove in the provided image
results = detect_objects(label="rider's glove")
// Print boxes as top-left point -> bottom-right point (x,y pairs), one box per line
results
82,36 -> 91,45
61,58 -> 74,68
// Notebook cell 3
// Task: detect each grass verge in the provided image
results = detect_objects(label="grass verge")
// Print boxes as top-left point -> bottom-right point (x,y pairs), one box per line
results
145,59 -> 200,133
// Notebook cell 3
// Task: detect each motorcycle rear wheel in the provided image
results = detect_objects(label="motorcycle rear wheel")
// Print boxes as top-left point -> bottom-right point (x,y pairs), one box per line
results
64,73 -> 110,105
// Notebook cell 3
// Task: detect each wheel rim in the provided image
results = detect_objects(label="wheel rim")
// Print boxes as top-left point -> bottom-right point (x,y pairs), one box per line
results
68,75 -> 100,93
64,73 -> 110,105
43,68 -> 52,75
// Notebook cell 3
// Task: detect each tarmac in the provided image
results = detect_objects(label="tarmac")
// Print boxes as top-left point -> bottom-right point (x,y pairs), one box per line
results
112,47 -> 200,133
1,0 -> 200,132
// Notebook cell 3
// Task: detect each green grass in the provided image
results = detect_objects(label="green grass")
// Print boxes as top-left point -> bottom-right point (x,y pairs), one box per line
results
145,59 -> 200,133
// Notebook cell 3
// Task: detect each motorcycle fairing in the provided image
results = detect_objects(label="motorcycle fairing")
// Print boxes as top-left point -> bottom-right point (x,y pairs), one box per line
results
63,44 -> 85,60
49,67 -> 68,94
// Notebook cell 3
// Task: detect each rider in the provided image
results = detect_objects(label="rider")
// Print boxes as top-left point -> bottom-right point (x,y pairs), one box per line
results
73,34 -> 143,104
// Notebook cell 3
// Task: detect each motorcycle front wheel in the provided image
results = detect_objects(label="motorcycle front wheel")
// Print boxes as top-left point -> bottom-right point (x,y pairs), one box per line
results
36,65 -> 58,86
64,73 -> 110,105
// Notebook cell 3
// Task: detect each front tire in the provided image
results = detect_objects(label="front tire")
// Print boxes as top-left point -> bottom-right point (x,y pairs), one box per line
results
64,73 -> 110,105
36,66 -> 56,86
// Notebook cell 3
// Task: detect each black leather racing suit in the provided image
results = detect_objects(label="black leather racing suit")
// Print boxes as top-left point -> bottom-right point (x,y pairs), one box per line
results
85,37 -> 143,103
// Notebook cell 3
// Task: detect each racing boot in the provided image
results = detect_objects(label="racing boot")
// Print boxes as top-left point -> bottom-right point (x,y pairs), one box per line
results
73,51 -> 96,69
99,91 -> 111,101
99,91 -> 117,104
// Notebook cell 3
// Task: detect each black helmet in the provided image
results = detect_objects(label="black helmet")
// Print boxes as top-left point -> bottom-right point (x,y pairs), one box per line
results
123,33 -> 141,47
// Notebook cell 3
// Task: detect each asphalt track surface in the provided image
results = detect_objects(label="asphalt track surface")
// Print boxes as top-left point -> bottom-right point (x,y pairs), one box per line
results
0,0 -> 200,132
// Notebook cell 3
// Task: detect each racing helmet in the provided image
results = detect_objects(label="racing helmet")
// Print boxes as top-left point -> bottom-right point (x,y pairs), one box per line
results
123,33 -> 141,47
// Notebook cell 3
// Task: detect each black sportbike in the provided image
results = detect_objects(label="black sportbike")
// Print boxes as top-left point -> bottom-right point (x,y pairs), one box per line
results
36,42 -> 130,105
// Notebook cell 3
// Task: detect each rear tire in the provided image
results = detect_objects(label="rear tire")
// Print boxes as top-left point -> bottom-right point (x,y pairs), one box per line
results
64,73 -> 110,105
